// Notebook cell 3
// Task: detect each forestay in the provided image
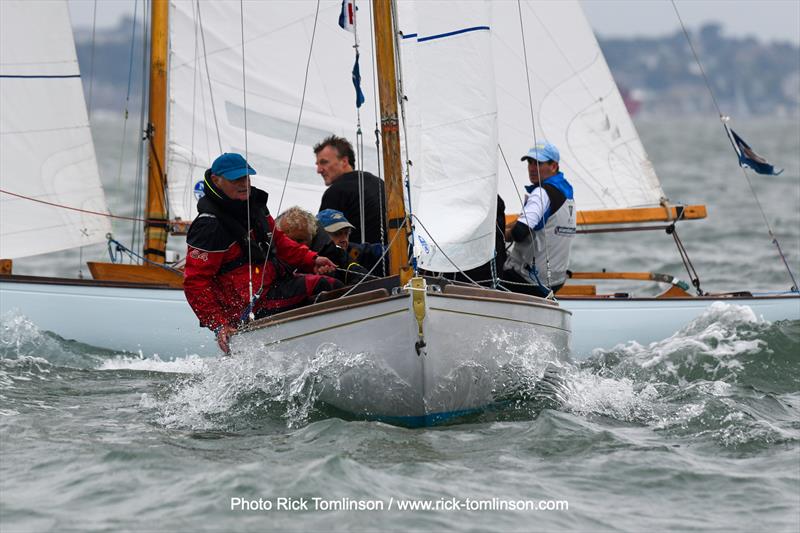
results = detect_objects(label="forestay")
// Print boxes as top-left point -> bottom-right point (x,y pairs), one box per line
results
491,0 -> 665,212
400,1 -> 498,272
167,0 -> 380,221
0,0 -> 111,259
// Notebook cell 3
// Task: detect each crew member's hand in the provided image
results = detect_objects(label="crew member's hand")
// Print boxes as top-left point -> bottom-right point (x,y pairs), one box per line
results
215,324 -> 237,355
313,255 -> 337,275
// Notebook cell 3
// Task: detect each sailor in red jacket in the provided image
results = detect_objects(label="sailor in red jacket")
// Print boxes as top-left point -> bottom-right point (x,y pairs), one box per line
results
184,153 -> 339,353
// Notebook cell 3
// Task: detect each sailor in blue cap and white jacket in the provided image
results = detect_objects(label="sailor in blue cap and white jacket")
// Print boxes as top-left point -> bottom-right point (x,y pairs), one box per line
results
503,142 -> 576,297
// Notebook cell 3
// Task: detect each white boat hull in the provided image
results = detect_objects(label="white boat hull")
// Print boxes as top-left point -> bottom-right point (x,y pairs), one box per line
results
233,286 -> 571,425
0,277 -> 216,357
1,275 -> 797,363
561,293 -> 800,357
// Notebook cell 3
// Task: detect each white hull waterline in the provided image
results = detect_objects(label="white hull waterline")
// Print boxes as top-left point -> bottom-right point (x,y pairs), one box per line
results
232,282 -> 571,425
1,274 -> 796,361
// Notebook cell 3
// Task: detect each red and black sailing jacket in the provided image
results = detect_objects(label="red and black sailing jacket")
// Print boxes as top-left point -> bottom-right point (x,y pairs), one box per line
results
183,187 -> 318,331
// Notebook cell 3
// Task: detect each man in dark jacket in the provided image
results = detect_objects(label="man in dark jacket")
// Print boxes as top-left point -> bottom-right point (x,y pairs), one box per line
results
184,153 -> 338,353
314,135 -> 387,245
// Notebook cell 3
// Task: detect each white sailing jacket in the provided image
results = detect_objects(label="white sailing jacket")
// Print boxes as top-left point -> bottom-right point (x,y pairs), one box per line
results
505,173 -> 576,287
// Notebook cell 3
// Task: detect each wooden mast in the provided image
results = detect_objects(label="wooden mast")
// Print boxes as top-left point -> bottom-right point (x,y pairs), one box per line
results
372,0 -> 409,277
143,0 -> 169,264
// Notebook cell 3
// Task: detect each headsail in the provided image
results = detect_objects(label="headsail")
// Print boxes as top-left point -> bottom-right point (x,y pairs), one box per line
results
401,1 -> 499,272
0,0 -> 111,259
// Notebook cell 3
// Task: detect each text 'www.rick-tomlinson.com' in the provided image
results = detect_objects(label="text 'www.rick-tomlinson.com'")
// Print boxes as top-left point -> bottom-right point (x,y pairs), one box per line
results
230,497 -> 569,512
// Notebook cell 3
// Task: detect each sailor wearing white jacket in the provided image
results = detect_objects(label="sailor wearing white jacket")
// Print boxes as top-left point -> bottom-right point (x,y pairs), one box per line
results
503,142 -> 576,296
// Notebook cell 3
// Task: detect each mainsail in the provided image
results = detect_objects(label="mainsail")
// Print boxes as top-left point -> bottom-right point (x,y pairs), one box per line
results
492,0 -> 665,211
0,0 -> 111,259
167,0 -> 380,221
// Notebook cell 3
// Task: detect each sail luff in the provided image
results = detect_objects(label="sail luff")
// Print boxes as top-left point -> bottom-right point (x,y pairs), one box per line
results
144,0 -> 169,263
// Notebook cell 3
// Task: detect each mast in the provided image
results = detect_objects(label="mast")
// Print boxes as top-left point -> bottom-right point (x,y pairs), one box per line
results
372,0 -> 409,277
144,0 -> 169,263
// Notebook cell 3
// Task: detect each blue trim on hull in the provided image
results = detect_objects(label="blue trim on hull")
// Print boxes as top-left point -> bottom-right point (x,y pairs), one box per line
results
370,406 -> 485,428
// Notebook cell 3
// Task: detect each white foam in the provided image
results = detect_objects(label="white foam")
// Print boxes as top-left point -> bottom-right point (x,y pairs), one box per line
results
97,354 -> 208,374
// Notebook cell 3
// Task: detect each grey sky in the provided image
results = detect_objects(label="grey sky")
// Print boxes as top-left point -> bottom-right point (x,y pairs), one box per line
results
68,0 -> 800,45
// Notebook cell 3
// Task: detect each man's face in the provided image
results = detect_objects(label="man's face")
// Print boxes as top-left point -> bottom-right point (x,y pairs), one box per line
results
328,228 -> 351,249
316,146 -> 351,186
212,174 -> 250,201
527,159 -> 558,184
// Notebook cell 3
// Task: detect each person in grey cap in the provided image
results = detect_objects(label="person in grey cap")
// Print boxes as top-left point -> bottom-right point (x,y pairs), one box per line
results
502,142 -> 576,297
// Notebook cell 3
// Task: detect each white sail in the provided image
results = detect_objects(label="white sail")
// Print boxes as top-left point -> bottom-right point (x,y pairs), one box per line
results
0,0 -> 111,259
401,1 -> 498,272
491,0 -> 665,212
167,0 -> 380,221
166,0 -> 664,269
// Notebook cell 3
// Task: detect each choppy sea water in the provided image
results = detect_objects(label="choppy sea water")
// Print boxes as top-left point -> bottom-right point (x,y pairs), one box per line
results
1,302 -> 798,531
2,117 -> 799,531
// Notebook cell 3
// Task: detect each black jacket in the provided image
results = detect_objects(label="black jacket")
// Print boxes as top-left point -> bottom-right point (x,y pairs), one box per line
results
319,170 -> 387,245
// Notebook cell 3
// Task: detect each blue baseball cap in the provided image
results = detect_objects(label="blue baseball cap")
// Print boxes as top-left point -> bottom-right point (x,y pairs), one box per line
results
521,142 -> 560,163
210,153 -> 256,180
316,209 -> 355,233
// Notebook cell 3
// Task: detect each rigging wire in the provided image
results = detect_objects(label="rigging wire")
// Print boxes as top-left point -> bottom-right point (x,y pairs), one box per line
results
86,0 -> 98,120
351,1 -> 368,245
115,0 -> 140,188
131,0 -> 151,261
367,0 -> 386,277
238,0 -> 256,318
671,0 -> 798,291
244,0 -> 323,318
515,0 -> 552,291
196,1 -> 223,154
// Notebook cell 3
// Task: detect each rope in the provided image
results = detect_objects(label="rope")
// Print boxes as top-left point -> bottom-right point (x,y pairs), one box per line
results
0,188 -> 177,225
341,217 -> 409,298
672,0 -> 798,291
409,215 -> 484,288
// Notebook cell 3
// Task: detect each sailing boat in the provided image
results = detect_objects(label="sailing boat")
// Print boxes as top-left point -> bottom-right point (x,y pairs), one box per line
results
1,0 -> 797,368
1,0 -> 572,425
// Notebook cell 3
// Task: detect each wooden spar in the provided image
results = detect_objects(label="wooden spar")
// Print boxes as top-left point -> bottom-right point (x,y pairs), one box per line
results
505,204 -> 707,228
144,0 -> 169,264
576,205 -> 707,225
372,0 -> 409,277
